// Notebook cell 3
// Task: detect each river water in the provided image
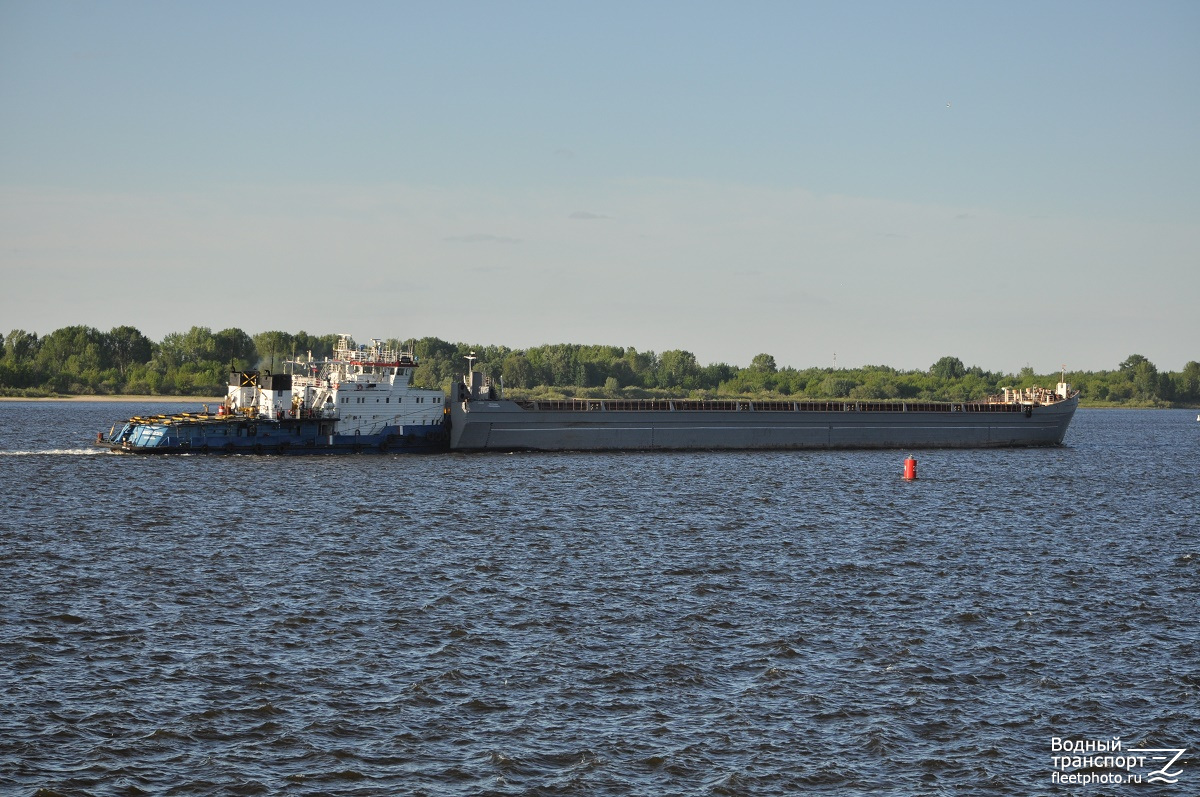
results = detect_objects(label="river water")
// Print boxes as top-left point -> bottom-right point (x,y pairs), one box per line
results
1,402 -> 1196,795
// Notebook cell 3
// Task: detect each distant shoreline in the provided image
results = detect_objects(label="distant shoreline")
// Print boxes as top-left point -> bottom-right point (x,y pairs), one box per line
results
0,395 -> 222,403
0,394 -> 1193,410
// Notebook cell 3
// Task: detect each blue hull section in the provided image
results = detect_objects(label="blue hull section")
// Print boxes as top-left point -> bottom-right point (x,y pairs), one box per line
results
103,418 -> 449,455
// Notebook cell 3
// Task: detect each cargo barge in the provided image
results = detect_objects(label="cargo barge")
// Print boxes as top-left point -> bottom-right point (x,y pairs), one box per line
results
448,356 -> 1079,451
97,344 -> 1080,454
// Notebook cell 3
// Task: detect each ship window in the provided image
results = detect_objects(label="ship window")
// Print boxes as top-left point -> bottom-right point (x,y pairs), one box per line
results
386,397 -> 390,403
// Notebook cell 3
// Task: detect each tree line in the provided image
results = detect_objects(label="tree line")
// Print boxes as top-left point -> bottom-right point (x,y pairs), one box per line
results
1,325 -> 1197,407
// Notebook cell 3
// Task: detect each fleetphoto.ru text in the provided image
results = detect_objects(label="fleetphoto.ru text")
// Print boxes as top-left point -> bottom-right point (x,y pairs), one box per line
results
1050,737 -> 1187,787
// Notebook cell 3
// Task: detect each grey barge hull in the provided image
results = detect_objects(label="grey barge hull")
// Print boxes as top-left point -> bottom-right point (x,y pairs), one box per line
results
448,393 -> 1079,451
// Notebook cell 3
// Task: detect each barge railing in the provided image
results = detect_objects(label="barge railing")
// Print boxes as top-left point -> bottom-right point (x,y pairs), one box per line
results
509,398 -> 1063,413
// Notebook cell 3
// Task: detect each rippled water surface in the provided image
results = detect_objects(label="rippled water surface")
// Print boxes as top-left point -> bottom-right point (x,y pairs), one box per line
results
2,402 -> 1197,795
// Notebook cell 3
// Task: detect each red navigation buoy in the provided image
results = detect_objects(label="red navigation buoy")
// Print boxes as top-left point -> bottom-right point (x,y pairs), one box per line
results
903,456 -> 917,480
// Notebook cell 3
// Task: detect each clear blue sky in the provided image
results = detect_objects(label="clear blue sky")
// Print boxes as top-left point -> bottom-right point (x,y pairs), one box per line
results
2,1 -> 1197,373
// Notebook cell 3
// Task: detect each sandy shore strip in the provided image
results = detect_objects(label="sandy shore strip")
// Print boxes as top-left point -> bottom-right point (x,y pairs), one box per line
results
0,395 -> 223,403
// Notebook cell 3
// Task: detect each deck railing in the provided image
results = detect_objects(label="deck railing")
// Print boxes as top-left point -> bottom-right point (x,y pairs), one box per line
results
511,399 -> 1032,414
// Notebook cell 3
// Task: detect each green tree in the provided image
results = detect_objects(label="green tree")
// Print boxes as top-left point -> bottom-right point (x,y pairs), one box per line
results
213,328 -> 257,370
158,326 -> 219,368
105,326 -> 153,378
1086,378 -> 1110,402
749,353 -> 778,373
623,347 -> 658,388
851,373 -> 901,400
1175,361 -> 1200,403
4,329 -> 40,361
37,325 -> 111,373
1118,354 -> 1150,371
534,345 -> 568,386
930,356 -> 966,380
292,331 -> 338,360
501,352 -> 534,389
1117,355 -> 1162,400
253,331 -> 294,371
1,329 -> 41,389
819,375 -> 857,397
700,362 -> 735,389
1107,382 -> 1133,401
658,349 -> 699,389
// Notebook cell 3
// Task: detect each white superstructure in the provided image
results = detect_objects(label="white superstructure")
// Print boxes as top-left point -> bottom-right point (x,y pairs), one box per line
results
223,335 -> 445,437
289,335 -> 445,436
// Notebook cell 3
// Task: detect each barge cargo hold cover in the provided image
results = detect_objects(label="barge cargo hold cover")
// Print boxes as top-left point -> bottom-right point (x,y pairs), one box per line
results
448,357 -> 1079,451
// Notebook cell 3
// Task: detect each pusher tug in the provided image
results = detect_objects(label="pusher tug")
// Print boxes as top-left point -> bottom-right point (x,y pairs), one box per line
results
97,335 -> 448,454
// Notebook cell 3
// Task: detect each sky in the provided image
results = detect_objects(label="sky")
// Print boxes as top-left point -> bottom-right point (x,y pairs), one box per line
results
2,1 -> 1197,374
